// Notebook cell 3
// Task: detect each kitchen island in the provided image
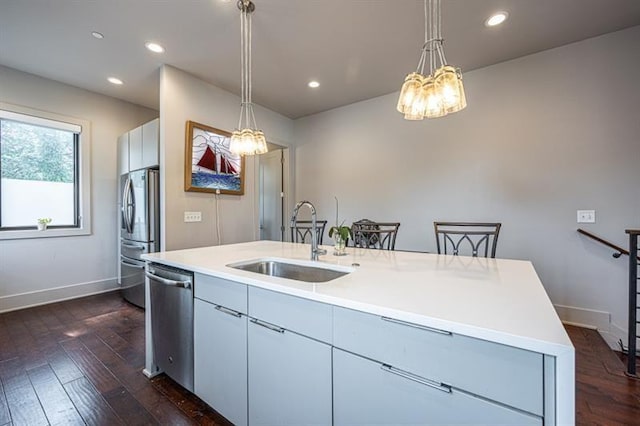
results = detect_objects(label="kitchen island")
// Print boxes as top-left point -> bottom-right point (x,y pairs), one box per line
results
143,240 -> 574,425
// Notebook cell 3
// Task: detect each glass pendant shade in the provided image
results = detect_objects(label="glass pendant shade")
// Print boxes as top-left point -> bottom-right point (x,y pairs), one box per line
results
397,0 -> 467,120
230,128 -> 268,156
254,130 -> 267,154
397,72 -> 426,114
422,76 -> 446,118
434,65 -> 467,113
403,81 -> 428,120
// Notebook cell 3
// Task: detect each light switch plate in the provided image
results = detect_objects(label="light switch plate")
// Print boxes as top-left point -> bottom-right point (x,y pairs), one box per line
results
577,210 -> 595,223
184,211 -> 202,222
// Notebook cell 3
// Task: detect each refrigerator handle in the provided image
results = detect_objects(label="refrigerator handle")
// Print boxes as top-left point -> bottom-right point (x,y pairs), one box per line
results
123,176 -> 133,234
121,181 -> 129,233
128,176 -> 135,234
121,178 -> 128,232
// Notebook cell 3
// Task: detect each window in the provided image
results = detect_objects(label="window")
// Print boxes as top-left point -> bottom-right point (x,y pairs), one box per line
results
0,103 -> 91,239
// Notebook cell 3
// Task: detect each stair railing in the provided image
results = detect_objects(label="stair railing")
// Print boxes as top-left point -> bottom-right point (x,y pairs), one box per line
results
577,228 -> 638,260
577,228 -> 640,377
626,229 -> 639,377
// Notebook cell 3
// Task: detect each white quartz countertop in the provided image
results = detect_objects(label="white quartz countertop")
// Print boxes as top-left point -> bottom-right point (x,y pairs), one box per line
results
143,240 -> 573,357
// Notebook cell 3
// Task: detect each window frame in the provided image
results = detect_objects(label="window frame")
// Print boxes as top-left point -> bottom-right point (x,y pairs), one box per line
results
0,102 -> 91,240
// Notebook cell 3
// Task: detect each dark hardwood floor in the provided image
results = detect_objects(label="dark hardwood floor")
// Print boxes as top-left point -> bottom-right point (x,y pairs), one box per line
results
0,291 -> 638,425
565,325 -> 640,425
0,291 -> 228,426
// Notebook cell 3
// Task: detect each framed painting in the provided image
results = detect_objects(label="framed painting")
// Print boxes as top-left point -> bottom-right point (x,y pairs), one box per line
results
184,120 -> 245,195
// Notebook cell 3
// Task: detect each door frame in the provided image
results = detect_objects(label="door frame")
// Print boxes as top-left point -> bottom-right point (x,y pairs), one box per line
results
255,145 -> 290,242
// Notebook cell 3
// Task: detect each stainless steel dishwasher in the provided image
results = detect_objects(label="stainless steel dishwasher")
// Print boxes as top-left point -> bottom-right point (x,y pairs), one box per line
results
146,263 -> 194,392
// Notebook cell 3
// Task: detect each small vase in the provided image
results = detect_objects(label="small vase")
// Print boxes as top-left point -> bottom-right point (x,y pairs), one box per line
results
37,223 -> 47,231
333,235 -> 347,256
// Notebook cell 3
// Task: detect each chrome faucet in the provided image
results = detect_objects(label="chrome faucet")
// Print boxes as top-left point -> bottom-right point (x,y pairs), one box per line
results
291,200 -> 327,261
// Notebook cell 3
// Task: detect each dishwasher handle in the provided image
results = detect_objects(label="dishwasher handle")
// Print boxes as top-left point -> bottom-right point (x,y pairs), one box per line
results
145,271 -> 192,289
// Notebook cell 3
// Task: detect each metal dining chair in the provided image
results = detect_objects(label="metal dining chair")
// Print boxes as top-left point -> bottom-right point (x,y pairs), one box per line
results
433,222 -> 502,258
291,220 -> 327,245
352,219 -> 400,250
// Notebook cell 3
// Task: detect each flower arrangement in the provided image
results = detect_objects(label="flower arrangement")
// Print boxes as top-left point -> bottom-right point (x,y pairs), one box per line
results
328,197 -> 351,255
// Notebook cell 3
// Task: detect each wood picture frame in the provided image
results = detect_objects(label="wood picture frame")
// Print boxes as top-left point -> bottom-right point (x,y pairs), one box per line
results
184,120 -> 245,195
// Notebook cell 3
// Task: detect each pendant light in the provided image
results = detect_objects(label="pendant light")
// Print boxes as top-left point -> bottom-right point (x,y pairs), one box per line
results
229,0 -> 268,156
397,0 -> 466,120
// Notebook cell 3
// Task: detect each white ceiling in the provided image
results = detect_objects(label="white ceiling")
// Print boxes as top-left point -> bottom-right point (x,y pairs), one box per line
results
1,0 -> 639,119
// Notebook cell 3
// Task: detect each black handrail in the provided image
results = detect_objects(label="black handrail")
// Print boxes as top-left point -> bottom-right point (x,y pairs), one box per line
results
577,228 -> 640,377
577,228 -> 640,261
625,229 -> 639,378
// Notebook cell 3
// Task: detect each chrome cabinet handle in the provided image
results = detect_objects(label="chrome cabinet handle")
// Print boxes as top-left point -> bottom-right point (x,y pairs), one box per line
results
145,271 -> 191,288
123,243 -> 145,250
250,318 -> 285,334
215,305 -> 242,318
381,316 -> 452,336
380,364 -> 451,393
121,259 -> 145,269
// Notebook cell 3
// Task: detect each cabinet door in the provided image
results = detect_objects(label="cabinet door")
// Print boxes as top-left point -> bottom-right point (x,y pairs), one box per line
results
248,319 -> 331,426
141,118 -> 159,168
117,133 -> 129,176
194,299 -> 247,426
333,348 -> 541,426
128,126 -> 143,171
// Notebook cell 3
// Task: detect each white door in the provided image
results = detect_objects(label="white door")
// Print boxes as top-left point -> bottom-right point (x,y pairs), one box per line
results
194,299 -> 248,426
259,149 -> 283,241
248,318 -> 332,425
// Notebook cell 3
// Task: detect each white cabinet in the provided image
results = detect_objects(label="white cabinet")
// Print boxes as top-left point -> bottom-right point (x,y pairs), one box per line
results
188,275 -> 554,425
247,286 -> 332,425
333,348 -> 541,426
247,318 -> 332,426
141,118 -> 159,169
128,126 -> 143,171
333,306 -> 544,416
117,118 -> 159,173
248,286 -> 332,343
117,133 -> 129,177
194,275 -> 248,426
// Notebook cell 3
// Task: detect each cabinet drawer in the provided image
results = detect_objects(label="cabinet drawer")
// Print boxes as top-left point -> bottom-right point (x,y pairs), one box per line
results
333,306 -> 543,416
195,273 -> 247,314
333,348 -> 541,426
248,287 -> 332,343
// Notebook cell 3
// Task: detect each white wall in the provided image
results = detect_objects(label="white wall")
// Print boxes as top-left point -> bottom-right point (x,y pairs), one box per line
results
0,65 -> 157,311
293,26 -> 640,347
159,65 -> 294,250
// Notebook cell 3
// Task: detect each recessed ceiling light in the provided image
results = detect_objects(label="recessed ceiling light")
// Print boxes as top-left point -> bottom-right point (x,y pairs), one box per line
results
145,42 -> 165,53
107,77 -> 123,85
91,31 -> 104,39
485,11 -> 508,27
308,81 -> 320,88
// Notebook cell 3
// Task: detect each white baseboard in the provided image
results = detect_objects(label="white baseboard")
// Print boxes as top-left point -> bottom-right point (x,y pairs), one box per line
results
554,304 -> 627,350
598,322 -> 627,351
0,278 -> 119,313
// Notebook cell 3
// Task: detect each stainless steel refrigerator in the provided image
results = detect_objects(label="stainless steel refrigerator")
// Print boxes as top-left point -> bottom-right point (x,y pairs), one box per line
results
119,168 -> 159,308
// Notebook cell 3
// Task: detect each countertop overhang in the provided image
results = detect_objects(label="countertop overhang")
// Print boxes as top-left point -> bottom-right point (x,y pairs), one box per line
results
142,240 -> 573,357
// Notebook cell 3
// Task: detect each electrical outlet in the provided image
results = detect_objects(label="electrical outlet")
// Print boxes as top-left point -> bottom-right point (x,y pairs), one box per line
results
184,211 -> 202,222
577,210 -> 595,223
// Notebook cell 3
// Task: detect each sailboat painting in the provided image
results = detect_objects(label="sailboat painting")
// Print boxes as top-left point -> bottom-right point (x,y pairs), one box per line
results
184,121 -> 245,195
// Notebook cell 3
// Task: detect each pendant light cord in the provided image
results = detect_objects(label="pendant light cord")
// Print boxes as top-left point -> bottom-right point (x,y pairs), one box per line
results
238,1 -> 245,130
237,1 -> 259,131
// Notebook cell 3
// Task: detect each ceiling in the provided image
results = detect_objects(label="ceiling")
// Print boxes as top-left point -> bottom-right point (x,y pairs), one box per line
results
1,0 -> 639,119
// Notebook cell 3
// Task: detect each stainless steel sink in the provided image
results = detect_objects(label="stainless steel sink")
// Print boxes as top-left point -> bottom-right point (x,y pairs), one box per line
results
228,259 -> 350,283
